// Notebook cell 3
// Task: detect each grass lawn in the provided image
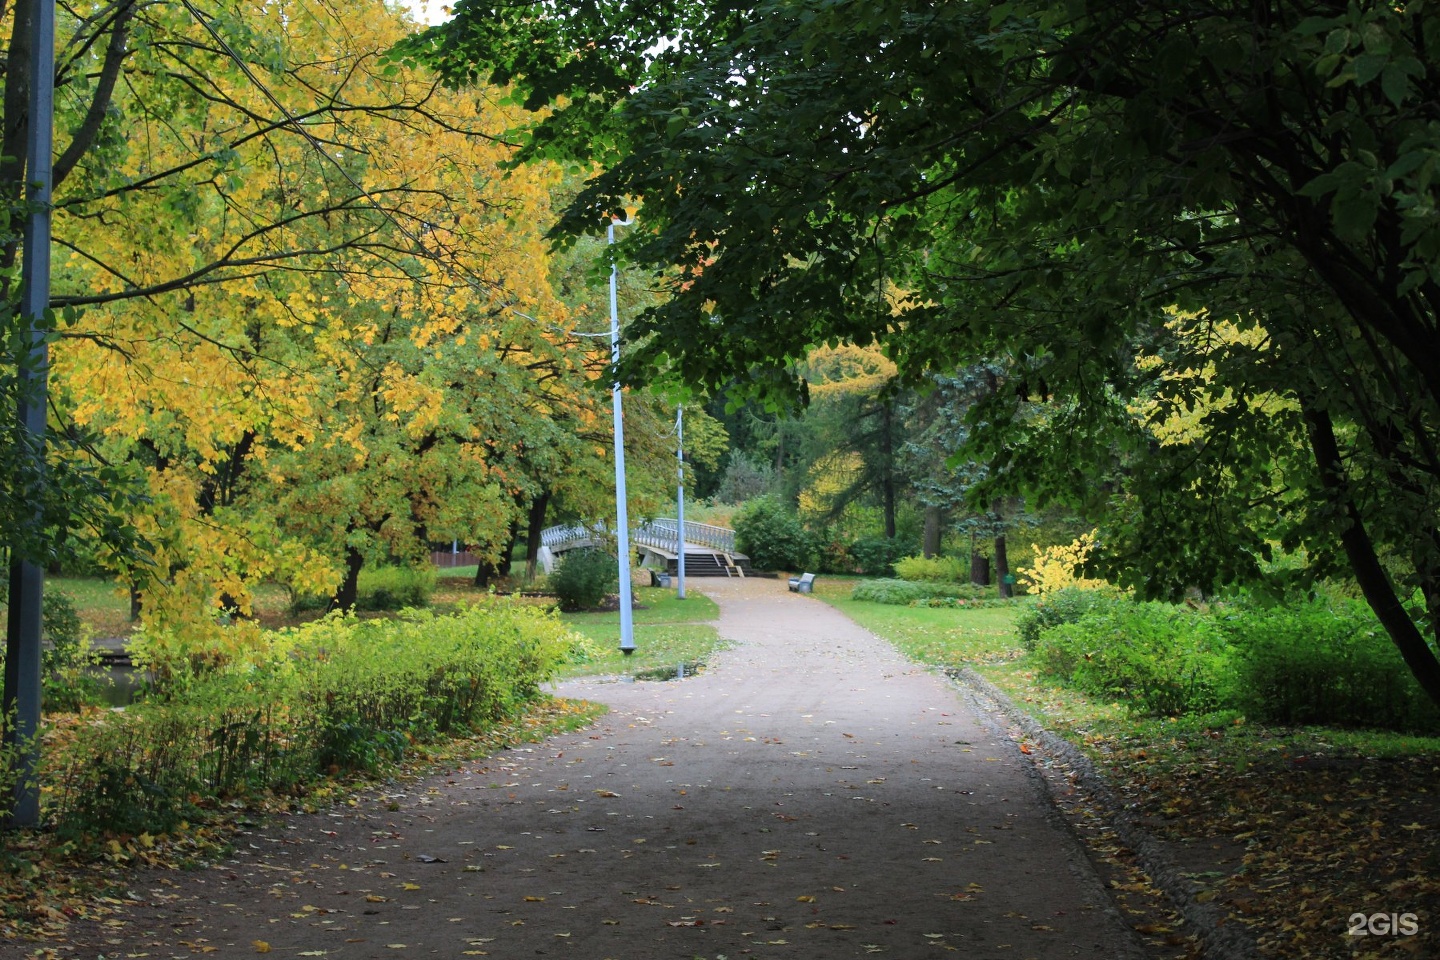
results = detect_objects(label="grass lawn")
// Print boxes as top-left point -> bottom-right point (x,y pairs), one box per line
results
813,576 -> 1440,960
558,586 -> 725,678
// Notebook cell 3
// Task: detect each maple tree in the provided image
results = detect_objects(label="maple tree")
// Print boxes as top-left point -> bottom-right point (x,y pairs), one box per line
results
0,0 -> 665,633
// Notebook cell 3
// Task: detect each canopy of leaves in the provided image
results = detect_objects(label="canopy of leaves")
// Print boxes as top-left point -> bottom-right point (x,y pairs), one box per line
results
403,0 -> 1440,702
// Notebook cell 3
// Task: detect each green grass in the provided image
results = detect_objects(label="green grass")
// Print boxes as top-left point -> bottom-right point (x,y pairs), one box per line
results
812,576 -> 1024,666
559,586 -> 725,678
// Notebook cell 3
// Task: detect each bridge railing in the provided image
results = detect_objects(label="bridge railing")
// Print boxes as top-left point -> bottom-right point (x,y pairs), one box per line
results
542,519 -> 736,556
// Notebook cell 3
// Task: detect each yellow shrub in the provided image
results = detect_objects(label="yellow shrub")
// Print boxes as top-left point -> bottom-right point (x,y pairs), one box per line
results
1019,530 -> 1111,594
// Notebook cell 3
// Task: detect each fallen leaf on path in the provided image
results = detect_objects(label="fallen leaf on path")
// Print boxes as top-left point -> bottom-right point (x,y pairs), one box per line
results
252,942 -> 270,954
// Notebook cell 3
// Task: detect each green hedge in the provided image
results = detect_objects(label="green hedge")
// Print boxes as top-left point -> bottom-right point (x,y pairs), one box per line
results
37,601 -> 574,837
1014,588 -> 1122,652
1218,600 -> 1440,733
1026,594 -> 1440,732
851,578 -> 996,605
1034,602 -> 1230,717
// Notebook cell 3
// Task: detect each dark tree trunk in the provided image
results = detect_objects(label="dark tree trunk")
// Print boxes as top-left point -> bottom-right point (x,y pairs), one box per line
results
970,552 -> 990,586
524,490 -> 551,582
475,516 -> 521,589
129,583 -> 142,621
994,535 -> 1012,598
1305,405 -> 1440,707
333,544 -> 364,610
923,506 -> 942,558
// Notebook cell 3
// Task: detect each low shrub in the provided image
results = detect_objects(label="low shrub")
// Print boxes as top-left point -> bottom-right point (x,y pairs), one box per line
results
550,548 -> 618,612
851,579 -> 995,605
1015,587 -> 1122,652
0,591 -> 109,711
1219,600 -> 1440,733
1035,602 -> 1230,717
909,596 -> 1013,610
40,601 -> 575,837
893,554 -> 968,583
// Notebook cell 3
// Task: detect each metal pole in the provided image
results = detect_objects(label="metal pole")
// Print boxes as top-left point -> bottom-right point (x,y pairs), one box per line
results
676,406 -> 685,599
4,0 -> 56,830
609,219 -> 635,654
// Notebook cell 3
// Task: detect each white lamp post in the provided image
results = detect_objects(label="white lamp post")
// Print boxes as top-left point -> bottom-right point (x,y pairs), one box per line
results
608,218 -> 635,654
676,405 -> 686,600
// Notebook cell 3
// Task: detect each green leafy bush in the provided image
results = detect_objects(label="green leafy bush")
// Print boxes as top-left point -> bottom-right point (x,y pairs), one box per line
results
851,579 -> 994,605
0,590 -> 109,711
1015,587 -> 1121,652
893,554 -> 968,583
910,596 -> 1012,610
1219,600 -> 1440,733
1035,602 -> 1230,716
550,548 -> 618,612
41,601 -> 575,836
848,537 -> 912,577
734,498 -> 814,572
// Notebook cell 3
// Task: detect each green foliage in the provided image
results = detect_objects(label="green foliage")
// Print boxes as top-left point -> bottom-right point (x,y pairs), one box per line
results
848,536 -> 911,577
911,596 -> 1013,610
714,451 -> 776,504
405,0 -> 1440,705
733,498 -> 813,572
43,602 -> 572,836
851,579 -> 992,605
1219,601 -> 1440,733
40,591 -> 108,711
549,548 -> 618,612
1014,588 -> 1123,652
893,554 -> 968,583
292,564 -> 436,612
1035,603 -> 1230,717
0,590 -> 110,712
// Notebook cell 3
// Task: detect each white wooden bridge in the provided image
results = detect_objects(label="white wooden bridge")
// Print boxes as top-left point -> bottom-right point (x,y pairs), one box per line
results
539,519 -> 751,577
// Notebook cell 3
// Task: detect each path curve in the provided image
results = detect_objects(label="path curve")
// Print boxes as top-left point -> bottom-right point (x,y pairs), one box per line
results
9,577 -> 1146,959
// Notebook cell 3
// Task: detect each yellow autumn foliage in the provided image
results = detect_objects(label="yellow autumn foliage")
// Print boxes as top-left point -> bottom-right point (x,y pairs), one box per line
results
1018,530 -> 1111,594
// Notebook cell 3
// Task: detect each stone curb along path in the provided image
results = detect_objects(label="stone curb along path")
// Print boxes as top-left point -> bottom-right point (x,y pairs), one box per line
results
950,668 -> 1257,960
13,578 -> 1150,960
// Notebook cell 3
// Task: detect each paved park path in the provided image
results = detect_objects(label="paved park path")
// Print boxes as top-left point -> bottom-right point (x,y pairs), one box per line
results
12,577 -> 1146,959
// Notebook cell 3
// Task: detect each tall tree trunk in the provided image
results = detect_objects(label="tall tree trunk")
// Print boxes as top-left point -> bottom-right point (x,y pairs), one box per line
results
994,535 -> 1011,598
1305,404 -> 1440,707
970,551 -> 989,586
475,516 -> 521,588
524,490 -> 551,582
333,543 -> 364,611
991,500 -> 1012,599
923,505 -> 942,558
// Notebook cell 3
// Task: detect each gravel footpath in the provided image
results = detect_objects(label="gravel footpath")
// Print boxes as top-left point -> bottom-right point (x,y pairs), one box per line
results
7,577 -> 1150,959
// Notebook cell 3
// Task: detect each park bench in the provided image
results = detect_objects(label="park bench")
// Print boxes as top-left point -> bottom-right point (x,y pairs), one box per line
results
788,572 -> 816,594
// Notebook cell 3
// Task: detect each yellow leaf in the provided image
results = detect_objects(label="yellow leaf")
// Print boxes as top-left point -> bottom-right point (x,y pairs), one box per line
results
401,883 -> 421,891
796,895 -> 816,903
252,943 -> 271,954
